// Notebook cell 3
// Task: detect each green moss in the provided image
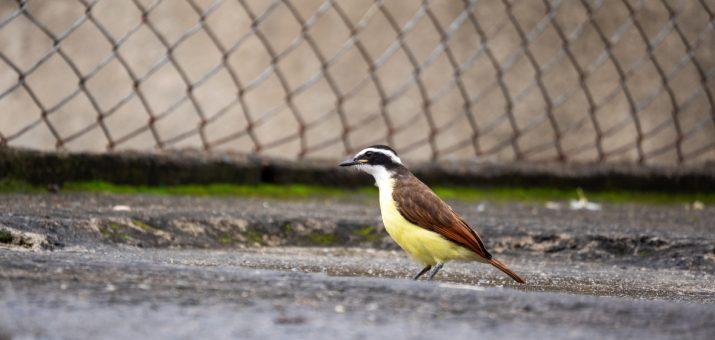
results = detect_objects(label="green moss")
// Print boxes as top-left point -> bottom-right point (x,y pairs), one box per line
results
431,186 -> 715,205
353,226 -> 382,242
132,219 -> 158,232
2,178 -> 714,205
107,222 -> 124,232
0,229 -> 13,244
62,181 -> 715,204
62,181 -> 349,199
100,222 -> 132,241
243,229 -> 264,244
282,222 -> 293,233
354,226 -> 375,235
0,178 -> 43,193
308,232 -> 339,246
99,228 -> 112,237
637,249 -> 653,256
218,234 -> 233,245
433,186 -> 573,202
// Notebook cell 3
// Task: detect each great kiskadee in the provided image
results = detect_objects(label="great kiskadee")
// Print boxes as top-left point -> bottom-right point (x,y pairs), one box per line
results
339,145 -> 525,283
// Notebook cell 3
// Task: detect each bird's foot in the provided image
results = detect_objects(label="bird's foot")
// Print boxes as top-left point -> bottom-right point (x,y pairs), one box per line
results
413,265 -> 432,280
427,263 -> 444,281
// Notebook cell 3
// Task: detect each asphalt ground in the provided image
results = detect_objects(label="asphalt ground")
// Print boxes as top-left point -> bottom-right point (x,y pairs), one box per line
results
1,193 -> 714,339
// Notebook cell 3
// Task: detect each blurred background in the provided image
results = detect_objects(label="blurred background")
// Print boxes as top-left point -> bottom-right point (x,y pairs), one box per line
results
1,0 -> 713,164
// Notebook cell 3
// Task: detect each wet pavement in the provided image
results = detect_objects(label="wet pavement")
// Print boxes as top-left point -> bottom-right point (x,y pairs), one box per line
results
1,193 -> 714,339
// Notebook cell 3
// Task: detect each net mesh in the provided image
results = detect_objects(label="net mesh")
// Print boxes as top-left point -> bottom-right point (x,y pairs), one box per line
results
0,0 -> 713,163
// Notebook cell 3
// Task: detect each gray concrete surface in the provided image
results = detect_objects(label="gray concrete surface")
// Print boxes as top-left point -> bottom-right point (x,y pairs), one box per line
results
1,193 -> 714,339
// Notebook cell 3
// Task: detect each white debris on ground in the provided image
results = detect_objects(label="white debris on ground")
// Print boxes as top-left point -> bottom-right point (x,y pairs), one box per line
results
544,189 -> 601,211
545,201 -> 561,210
691,201 -> 705,210
112,205 -> 131,211
569,189 -> 601,211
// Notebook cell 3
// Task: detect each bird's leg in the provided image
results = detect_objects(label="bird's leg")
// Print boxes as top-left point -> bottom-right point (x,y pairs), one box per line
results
413,265 -> 432,280
427,263 -> 444,281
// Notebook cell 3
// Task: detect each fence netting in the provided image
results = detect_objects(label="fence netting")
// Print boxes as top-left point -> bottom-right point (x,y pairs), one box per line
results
0,0 -> 714,163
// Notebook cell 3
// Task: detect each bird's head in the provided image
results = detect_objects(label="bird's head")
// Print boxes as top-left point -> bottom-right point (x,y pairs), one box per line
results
339,145 -> 403,178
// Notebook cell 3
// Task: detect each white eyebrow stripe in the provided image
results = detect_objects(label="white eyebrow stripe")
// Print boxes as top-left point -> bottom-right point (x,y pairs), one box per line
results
355,147 -> 402,164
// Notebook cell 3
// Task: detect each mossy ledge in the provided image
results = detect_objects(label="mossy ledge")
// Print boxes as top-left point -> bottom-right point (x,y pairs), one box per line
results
1,178 -> 714,204
1,147 -> 714,193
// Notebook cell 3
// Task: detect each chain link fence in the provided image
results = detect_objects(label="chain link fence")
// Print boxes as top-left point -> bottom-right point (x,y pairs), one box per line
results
0,0 -> 713,164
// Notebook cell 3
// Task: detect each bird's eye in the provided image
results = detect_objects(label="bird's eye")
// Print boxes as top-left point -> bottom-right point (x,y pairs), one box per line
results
364,151 -> 373,157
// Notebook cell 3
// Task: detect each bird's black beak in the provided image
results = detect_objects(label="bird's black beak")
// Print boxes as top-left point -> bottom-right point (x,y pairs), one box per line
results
339,159 -> 357,167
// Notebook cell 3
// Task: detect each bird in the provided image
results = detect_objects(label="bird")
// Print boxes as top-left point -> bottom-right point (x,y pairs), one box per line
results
339,145 -> 525,283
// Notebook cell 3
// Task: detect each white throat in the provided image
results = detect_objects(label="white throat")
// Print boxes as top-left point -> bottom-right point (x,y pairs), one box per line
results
357,164 -> 394,191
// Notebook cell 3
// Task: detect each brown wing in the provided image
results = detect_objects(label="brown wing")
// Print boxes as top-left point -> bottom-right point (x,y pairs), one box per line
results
392,175 -> 492,260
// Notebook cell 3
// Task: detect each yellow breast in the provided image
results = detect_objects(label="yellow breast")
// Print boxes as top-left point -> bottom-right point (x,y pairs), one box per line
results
378,179 -> 477,266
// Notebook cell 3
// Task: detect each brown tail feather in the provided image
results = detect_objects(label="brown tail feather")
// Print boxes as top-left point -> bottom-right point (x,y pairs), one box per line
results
488,258 -> 525,283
